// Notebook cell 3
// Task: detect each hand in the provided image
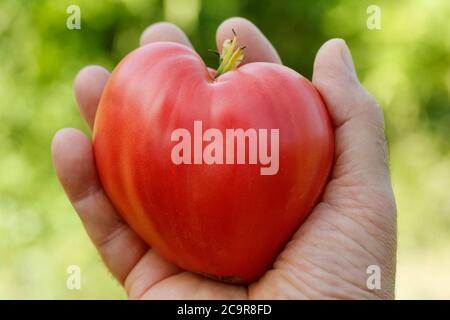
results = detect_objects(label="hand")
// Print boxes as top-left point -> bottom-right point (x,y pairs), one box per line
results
52,17 -> 396,299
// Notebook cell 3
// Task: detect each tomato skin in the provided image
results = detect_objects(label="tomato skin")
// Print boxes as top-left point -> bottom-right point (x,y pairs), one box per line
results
93,42 -> 334,283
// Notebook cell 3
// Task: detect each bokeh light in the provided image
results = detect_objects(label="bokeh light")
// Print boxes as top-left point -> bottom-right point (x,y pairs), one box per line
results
0,0 -> 449,299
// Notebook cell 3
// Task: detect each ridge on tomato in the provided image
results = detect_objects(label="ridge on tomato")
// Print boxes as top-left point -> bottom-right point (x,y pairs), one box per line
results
93,35 -> 334,284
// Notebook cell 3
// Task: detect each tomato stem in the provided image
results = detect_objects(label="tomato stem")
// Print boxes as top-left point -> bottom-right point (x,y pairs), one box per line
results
214,30 -> 245,79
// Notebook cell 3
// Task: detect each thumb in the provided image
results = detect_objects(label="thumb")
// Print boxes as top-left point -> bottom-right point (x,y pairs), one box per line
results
311,40 -> 397,297
312,39 -> 391,188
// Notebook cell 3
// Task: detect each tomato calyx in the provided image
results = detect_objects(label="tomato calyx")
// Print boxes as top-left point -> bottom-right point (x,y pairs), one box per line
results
214,30 -> 246,80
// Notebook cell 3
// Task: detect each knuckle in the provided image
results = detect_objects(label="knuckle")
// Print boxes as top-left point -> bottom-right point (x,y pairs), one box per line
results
360,89 -> 385,127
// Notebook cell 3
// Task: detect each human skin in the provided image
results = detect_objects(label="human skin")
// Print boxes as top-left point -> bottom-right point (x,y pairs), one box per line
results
51,17 -> 397,299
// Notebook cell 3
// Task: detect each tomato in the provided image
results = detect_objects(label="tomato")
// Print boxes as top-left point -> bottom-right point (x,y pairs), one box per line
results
93,37 -> 334,284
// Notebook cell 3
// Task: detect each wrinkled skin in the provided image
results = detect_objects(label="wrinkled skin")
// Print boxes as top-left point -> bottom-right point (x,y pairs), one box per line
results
52,17 -> 397,299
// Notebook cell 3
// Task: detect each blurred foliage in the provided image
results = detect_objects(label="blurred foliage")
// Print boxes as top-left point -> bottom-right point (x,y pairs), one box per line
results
0,0 -> 449,299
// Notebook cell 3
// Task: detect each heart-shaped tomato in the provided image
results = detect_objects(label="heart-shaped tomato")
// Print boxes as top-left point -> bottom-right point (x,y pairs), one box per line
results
93,39 -> 333,283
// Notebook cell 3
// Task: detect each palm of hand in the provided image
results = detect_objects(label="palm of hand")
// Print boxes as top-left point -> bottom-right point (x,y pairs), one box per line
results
52,18 -> 396,300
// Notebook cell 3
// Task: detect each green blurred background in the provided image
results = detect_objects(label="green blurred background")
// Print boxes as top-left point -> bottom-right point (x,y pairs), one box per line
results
0,0 -> 449,299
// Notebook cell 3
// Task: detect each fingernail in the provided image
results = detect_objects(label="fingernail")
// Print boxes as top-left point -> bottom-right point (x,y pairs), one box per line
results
340,40 -> 356,75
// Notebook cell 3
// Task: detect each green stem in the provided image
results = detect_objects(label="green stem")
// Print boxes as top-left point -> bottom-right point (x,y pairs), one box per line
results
214,32 -> 245,79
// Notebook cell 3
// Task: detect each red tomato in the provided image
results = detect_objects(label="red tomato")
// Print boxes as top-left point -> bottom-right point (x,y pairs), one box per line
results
93,40 -> 334,283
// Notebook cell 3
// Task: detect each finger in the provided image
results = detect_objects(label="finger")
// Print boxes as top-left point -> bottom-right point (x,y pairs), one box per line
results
140,22 -> 192,47
51,128 -> 148,283
75,22 -> 192,130
74,65 -> 110,130
312,38 -> 393,191
216,17 -> 281,64
124,250 -> 181,299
